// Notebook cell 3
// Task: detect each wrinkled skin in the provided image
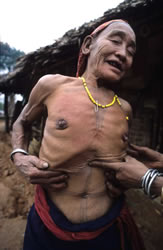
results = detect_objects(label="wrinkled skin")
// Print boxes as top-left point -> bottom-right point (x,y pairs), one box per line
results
13,153 -> 68,191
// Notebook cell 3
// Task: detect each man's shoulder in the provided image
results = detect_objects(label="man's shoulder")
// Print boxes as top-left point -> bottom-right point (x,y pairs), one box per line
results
37,74 -> 76,90
118,98 -> 132,113
38,74 -> 66,86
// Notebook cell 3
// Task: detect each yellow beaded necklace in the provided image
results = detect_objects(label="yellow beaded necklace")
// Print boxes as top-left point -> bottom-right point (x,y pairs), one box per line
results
79,77 -> 129,120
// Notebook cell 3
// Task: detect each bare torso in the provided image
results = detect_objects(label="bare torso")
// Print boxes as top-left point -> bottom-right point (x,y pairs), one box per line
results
39,75 -> 129,223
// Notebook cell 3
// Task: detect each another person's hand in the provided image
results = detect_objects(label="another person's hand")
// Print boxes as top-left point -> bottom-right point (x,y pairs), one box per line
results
104,171 -> 126,199
89,156 -> 148,190
12,153 -> 68,191
128,144 -> 163,169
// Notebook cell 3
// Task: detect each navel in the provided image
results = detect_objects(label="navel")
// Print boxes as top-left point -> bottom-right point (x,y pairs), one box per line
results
81,192 -> 89,199
56,118 -> 68,130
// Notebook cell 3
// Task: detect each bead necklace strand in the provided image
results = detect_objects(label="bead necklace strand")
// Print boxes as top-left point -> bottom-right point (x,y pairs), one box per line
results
79,77 -> 129,120
79,76 -> 121,108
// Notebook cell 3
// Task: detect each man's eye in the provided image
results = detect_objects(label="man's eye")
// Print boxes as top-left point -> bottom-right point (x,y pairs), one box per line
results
127,50 -> 135,57
111,39 -> 121,45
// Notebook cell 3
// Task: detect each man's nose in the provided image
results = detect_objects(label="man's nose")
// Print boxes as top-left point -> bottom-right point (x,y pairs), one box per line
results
115,46 -> 127,62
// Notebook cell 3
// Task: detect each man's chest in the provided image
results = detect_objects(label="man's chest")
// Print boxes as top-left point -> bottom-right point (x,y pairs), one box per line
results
45,91 -> 129,147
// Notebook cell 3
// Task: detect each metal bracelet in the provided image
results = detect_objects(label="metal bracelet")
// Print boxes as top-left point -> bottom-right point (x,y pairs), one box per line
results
144,169 -> 157,197
147,172 -> 158,199
141,169 -> 153,188
141,169 -> 162,199
10,148 -> 29,162
144,169 -> 158,195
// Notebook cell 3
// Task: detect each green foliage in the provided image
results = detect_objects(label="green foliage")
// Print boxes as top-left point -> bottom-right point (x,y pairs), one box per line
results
0,42 -> 25,71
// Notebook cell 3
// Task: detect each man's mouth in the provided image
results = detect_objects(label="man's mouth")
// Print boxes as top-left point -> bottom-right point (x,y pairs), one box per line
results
107,60 -> 122,71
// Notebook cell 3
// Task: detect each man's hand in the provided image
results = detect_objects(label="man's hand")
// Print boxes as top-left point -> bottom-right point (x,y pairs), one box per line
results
13,153 -> 68,191
128,144 -> 163,169
89,156 -> 148,190
104,173 -> 126,199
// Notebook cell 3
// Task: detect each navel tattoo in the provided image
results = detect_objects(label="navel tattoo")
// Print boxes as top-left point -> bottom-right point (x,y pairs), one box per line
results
56,118 -> 68,130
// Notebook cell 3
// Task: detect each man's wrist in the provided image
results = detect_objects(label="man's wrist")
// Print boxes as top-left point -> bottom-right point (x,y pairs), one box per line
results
151,176 -> 163,197
160,155 -> 163,164
10,148 -> 29,162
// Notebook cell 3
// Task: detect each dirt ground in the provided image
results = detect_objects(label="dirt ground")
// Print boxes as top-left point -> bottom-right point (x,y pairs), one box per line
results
0,120 -> 163,250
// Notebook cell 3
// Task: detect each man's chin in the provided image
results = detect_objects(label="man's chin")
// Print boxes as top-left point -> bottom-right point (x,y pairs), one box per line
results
102,80 -> 121,91
103,70 -> 124,83
97,71 -> 124,87
110,71 -> 125,82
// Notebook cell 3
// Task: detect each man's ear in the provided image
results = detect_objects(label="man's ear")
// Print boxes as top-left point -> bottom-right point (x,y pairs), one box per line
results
81,35 -> 93,55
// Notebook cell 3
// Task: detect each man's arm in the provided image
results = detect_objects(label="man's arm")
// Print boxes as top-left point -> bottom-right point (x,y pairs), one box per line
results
90,155 -> 163,197
103,145 -> 163,199
11,75 -> 68,190
127,144 -> 163,169
12,75 -> 51,163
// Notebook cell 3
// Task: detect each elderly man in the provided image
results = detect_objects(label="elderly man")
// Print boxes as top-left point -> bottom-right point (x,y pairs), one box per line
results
11,19 -> 145,250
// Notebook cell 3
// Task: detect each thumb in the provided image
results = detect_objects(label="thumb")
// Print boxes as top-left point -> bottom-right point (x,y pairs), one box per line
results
125,155 -> 135,161
103,161 -> 124,171
129,144 -> 146,153
41,161 -> 49,169
31,156 -> 49,170
125,155 -> 141,163
129,144 -> 151,156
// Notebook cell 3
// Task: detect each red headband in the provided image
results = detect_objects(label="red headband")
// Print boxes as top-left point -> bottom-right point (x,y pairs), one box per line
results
76,19 -> 128,77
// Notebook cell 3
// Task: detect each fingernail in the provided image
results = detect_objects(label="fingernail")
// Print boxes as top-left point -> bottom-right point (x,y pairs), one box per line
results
43,162 -> 49,168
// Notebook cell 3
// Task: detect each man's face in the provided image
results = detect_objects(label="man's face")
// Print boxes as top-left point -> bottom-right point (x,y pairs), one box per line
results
88,22 -> 136,83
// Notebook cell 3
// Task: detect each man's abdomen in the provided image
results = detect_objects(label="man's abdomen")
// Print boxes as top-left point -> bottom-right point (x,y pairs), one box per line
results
48,165 -> 112,223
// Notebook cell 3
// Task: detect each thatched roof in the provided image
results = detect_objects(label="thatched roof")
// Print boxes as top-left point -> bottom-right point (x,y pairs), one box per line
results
0,0 -> 163,96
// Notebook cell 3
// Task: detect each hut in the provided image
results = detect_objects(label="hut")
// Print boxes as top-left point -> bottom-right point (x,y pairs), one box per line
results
0,0 -> 163,152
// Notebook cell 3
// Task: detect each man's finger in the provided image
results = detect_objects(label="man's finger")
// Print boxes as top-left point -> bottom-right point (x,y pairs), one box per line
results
42,183 -> 67,191
30,176 -> 67,184
30,171 -> 68,180
34,160 -> 49,170
130,144 -> 155,157
106,182 -> 123,199
127,148 -> 139,157
146,162 -> 163,169
28,155 -> 49,170
50,183 -> 67,189
30,168 -> 68,178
